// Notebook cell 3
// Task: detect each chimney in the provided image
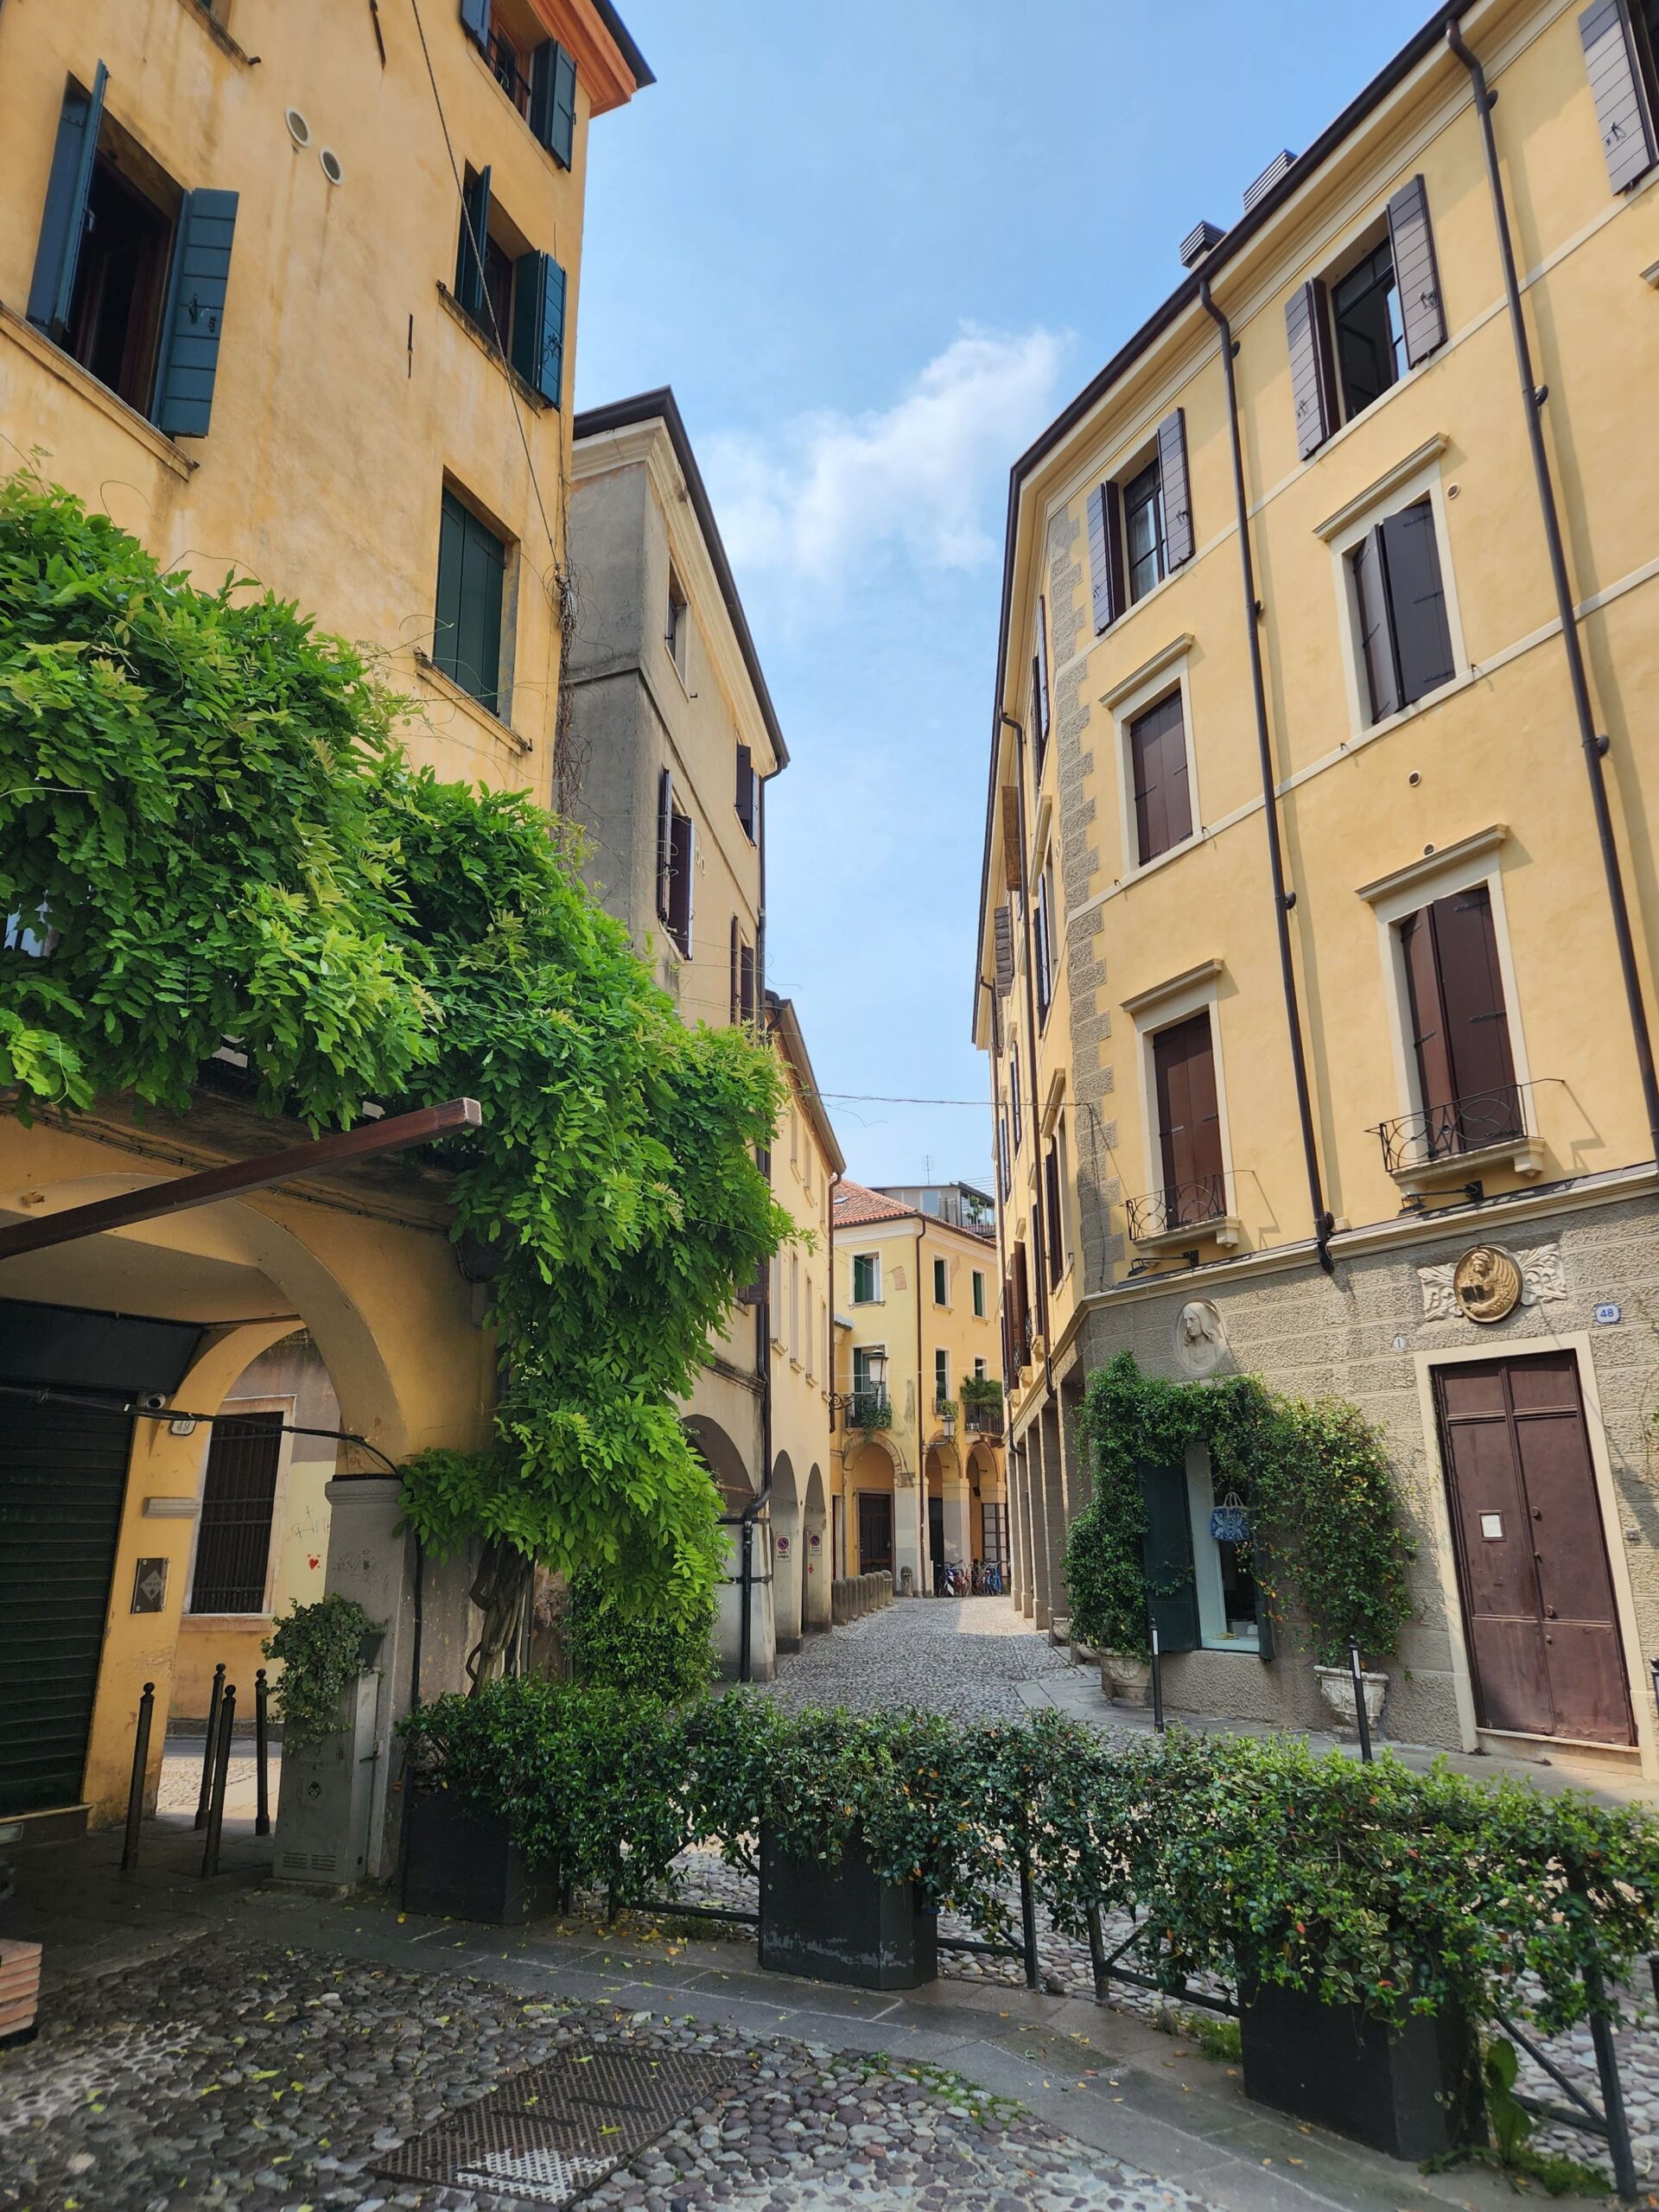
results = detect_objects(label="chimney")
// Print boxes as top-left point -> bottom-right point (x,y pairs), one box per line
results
1179,220 -> 1225,270
1243,149 -> 1295,212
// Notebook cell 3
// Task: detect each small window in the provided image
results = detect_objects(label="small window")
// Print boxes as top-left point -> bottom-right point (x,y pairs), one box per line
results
435,487 -> 509,713
727,918 -> 754,1022
932,1256 -> 948,1306
1331,238 -> 1405,420
1043,1137 -> 1066,1288
656,770 -> 694,957
1128,691 -> 1193,866
972,1269 -> 986,1319
667,568 -> 689,674
1123,456 -> 1166,604
973,1356 -> 988,1381
453,166 -> 566,405
852,1252 -> 879,1304
190,1414 -> 284,1614
934,1347 -> 950,1408
1349,497 -> 1455,723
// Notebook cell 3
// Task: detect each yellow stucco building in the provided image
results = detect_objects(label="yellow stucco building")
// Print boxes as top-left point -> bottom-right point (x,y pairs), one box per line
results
976,0 -> 1659,1779
832,1182 -> 1007,1598
0,0 -> 649,1832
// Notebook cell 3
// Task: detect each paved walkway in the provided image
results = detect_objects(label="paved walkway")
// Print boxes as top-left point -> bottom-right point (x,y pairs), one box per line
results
0,1820 -> 1524,2212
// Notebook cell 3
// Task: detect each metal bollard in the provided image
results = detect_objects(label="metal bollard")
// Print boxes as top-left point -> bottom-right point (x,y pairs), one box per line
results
194,1662 -> 226,1829
1018,1857 -> 1040,1990
120,1682 -> 156,1873
200,1681 -> 236,1879
254,1669 -> 271,1838
1085,1903 -> 1108,2006
1348,1637 -> 1374,1763
1149,1618 -> 1165,1732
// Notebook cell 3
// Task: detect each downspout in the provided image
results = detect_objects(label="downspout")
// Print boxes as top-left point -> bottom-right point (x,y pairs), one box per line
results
1198,278 -> 1336,1271
999,712 -> 1055,1385
743,771 -> 773,1684
916,1216 -> 926,1591
827,1168 -> 841,1577
1446,22 -> 1659,1160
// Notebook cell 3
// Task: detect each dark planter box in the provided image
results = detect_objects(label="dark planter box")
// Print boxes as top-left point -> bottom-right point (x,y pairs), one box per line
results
759,1828 -> 937,1989
1239,1976 -> 1483,2161
402,1789 -> 563,1925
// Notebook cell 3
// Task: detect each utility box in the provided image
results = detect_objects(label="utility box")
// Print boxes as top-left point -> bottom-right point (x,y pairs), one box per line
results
272,1670 -> 380,1890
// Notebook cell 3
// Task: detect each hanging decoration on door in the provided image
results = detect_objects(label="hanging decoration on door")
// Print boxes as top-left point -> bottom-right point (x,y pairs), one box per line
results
1210,1489 -> 1249,1545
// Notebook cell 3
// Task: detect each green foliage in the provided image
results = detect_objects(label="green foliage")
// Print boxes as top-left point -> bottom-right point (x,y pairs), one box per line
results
1425,2040 -> 1611,2196
564,1568 -> 716,1700
263,1595 -> 382,1747
399,1681 -> 1659,2037
958,1374 -> 1002,1408
0,476 -> 792,1614
1064,1352 -> 1414,1664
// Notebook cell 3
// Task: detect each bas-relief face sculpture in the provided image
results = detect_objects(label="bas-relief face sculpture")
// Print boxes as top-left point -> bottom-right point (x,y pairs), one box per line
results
1174,1299 -> 1230,1376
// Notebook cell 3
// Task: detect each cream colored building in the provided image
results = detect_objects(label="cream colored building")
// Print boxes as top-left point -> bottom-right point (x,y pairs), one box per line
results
0,0 -> 649,1827
976,0 -> 1659,1781
765,995 -> 844,1649
831,1183 -> 1007,1597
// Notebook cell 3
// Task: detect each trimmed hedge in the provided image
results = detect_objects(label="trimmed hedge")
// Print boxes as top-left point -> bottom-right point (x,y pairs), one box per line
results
400,1681 -> 1659,2032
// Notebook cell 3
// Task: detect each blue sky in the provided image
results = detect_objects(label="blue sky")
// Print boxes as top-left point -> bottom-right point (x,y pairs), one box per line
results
575,0 -> 1434,1189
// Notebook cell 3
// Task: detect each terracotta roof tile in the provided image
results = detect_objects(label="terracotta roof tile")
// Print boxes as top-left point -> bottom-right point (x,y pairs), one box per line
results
831,1179 -> 912,1228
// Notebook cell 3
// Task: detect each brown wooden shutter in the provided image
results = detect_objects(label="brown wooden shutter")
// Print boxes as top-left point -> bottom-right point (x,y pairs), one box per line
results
1380,499 -> 1455,705
1156,409 -> 1194,568
1000,798 -> 1022,890
1044,1143 -> 1064,1286
1285,279 -> 1338,458
1351,530 -> 1402,722
1128,692 -> 1192,865
1580,0 -> 1658,193
1385,175 -> 1446,366
994,904 -> 1014,995
656,769 -> 675,923
1087,480 -> 1126,632
1154,1011 -> 1222,1193
1401,908 -> 1457,1117
735,744 -> 755,836
739,938 -> 756,1023
1431,886 -> 1516,1106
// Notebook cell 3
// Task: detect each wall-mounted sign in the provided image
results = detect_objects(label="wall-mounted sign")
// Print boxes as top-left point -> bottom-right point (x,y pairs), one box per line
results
1595,1303 -> 1623,1325
131,1558 -> 168,1613
775,1535 -> 790,1555
809,1531 -> 821,1550
1479,1512 -> 1504,1541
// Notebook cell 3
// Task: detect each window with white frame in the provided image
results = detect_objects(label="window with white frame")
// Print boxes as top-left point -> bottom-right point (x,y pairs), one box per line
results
1318,442 -> 1465,738
1033,853 -> 1058,1020
934,1346 -> 950,1410
932,1255 -> 948,1306
851,1251 -> 880,1304
1123,959 -> 1237,1245
972,1268 -> 986,1319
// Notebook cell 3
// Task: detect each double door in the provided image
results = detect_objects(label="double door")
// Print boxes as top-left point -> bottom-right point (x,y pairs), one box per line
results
1434,1352 -> 1632,1746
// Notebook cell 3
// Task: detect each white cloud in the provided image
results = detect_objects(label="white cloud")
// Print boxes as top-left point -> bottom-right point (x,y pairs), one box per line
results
705,327 -> 1070,590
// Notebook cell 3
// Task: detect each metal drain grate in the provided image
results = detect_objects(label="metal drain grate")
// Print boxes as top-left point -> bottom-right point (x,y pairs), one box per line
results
377,2040 -> 736,2207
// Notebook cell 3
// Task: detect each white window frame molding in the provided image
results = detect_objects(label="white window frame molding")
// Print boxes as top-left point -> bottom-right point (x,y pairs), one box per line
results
851,1249 -> 882,1305
1357,824 -> 1542,1189
181,1395 -> 296,1624
1120,958 -> 1240,1249
1184,1441 -> 1261,1655
1319,435 -> 1469,745
1412,1337 -> 1653,1777
1102,632 -> 1203,882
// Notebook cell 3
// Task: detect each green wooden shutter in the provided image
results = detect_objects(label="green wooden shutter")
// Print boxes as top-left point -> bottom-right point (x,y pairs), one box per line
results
434,488 -> 504,710
511,250 -> 564,405
454,164 -> 492,320
1138,1457 -> 1198,1652
155,188 -> 238,436
531,40 -> 578,167
460,0 -> 492,50
1252,1543 -> 1277,1661
28,62 -> 108,342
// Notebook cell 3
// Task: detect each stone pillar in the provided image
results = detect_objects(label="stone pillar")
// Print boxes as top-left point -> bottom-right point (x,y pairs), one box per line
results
1009,1438 -> 1032,1614
1040,1397 -> 1068,1630
1027,1425 -> 1052,1629
941,1471 -> 971,1566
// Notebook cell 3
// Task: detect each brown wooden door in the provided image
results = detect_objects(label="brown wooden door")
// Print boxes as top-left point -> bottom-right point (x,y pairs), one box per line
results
1433,1353 -> 1632,1745
1153,1012 -> 1222,1196
857,1491 -> 893,1574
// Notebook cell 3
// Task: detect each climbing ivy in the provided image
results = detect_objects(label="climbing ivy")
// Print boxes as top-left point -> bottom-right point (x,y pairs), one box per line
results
1064,1352 -> 1414,1666
0,475 -> 791,1615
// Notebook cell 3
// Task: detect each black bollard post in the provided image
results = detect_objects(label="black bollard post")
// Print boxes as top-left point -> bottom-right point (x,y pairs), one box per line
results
120,1682 -> 156,1873
254,1669 -> 270,1838
1149,1618 -> 1165,1733
1018,1857 -> 1040,1990
1348,1637 -> 1374,1763
200,1681 -> 236,1879
1085,1903 -> 1108,2006
194,1662 -> 226,1829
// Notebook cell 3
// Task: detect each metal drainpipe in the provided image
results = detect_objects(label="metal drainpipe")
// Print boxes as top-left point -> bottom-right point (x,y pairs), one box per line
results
1446,21 -> 1659,1161
1198,278 -> 1336,1271
742,772 -> 774,1684
915,1217 -> 926,1591
1000,712 -> 1054,1385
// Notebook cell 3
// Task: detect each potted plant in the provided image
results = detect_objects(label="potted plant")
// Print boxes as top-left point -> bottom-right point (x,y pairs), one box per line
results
1313,1657 -> 1389,1736
264,1593 -> 385,1748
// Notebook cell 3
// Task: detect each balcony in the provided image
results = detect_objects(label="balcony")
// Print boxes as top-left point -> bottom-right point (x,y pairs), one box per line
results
963,1400 -> 1004,1439
843,1388 -> 891,1432
487,31 -> 532,117
1125,1173 -> 1240,1252
1373,1083 -> 1544,1195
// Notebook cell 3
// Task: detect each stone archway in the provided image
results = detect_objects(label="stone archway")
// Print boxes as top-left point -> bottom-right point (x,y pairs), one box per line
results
772,1451 -> 802,1652
803,1463 -> 830,1631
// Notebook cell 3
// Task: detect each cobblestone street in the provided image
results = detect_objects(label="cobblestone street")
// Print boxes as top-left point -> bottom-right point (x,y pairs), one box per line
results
768,1599 -> 1077,1722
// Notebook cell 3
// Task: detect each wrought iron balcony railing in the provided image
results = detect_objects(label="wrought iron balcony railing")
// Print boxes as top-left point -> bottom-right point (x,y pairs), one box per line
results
1126,1173 -> 1229,1243
1373,1083 -> 1529,1176
846,1389 -> 891,1430
963,1402 -> 1004,1437
489,34 -> 532,117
